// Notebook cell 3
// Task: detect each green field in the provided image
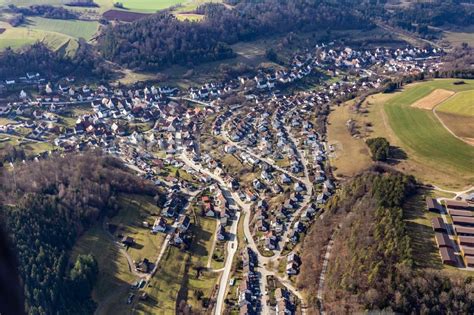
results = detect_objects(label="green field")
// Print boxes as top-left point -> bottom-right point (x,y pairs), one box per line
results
383,79 -> 474,176
118,0 -> 187,12
27,17 -> 99,39
437,90 -> 474,117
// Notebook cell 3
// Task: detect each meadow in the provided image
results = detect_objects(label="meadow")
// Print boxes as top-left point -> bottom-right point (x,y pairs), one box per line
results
0,16 -> 98,53
327,100 -> 373,178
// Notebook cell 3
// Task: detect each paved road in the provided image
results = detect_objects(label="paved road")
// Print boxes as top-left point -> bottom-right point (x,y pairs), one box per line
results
178,154 -> 241,315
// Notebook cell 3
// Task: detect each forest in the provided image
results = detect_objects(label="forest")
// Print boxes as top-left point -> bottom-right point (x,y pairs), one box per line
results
97,0 -> 372,70
0,42 -> 111,80
342,0 -> 473,39
297,167 -> 474,313
0,151 -> 159,315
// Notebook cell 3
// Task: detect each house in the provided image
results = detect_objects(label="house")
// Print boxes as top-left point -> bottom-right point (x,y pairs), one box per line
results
452,216 -> 474,227
136,258 -> 151,273
151,217 -> 167,233
431,218 -> 447,233
426,198 -> 442,212
286,261 -> 299,275
217,225 -> 226,241
177,214 -> 191,232
439,247 -> 457,266
287,253 -> 301,266
435,232 -> 452,248
173,231 -> 186,245
445,200 -> 469,210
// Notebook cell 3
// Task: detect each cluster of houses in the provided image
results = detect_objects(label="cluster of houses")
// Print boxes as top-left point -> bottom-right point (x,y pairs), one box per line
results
187,44 -> 443,104
201,184 -> 234,241
428,198 -> 474,268
239,247 -> 261,315
149,191 -> 193,246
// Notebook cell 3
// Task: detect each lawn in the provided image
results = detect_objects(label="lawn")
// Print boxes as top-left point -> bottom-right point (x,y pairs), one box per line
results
436,90 -> 474,117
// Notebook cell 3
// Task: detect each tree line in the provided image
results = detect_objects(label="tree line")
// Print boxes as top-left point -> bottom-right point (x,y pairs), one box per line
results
298,167 -> 473,313
0,42 -> 111,80
97,0 -> 372,70
0,151 -> 159,314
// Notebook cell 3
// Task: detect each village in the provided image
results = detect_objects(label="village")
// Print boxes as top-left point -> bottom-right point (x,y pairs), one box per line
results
0,43 -> 448,314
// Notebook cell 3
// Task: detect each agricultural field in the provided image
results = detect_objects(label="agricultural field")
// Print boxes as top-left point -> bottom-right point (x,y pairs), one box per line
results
436,90 -> 474,117
442,29 -> 474,48
0,16 -> 98,54
26,17 -> 98,39
360,79 -> 474,189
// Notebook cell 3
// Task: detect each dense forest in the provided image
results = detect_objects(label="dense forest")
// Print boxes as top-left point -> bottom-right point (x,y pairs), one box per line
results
0,151 -> 158,314
98,0 -> 372,70
0,42 -> 110,80
298,167 -> 474,313
351,0 -> 474,39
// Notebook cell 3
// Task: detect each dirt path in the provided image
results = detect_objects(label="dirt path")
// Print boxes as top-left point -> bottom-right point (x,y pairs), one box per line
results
207,220 -> 219,269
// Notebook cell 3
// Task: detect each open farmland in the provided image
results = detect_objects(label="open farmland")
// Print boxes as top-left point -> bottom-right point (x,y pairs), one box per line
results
436,90 -> 474,117
379,79 -> 474,187
0,16 -> 97,53
117,0 -> 187,13
26,17 -> 99,39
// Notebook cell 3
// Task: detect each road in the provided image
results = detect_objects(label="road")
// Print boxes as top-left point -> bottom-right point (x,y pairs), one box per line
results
180,137 -> 311,313
178,153 -> 241,315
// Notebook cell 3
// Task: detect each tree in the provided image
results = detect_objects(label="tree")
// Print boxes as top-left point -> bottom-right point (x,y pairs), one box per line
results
69,254 -> 98,300
366,137 -> 390,161
265,48 -> 278,63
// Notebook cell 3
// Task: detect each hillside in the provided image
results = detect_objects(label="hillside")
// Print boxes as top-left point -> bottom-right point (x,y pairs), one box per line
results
0,151 -> 160,314
297,168 -> 474,313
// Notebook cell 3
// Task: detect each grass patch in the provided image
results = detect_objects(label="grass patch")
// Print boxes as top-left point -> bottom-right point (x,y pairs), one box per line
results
327,101 -> 372,178
111,194 -> 165,263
